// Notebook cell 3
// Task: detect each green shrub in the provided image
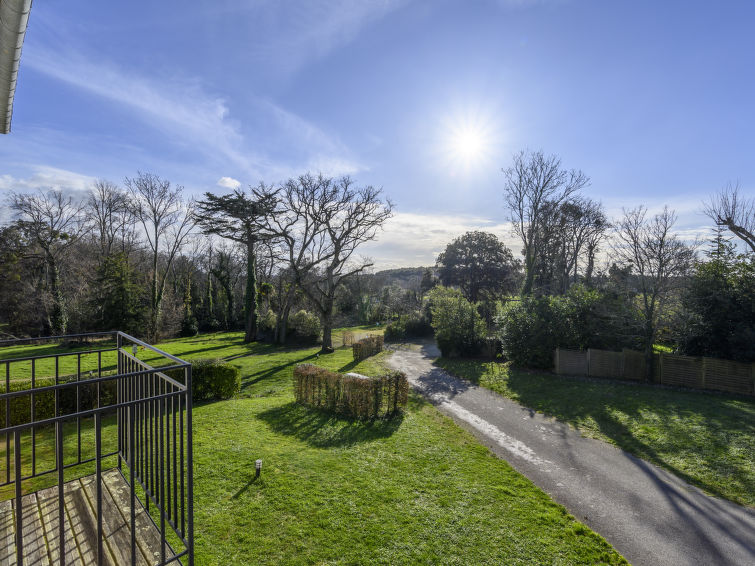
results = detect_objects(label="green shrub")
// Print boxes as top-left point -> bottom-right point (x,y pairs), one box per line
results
259,310 -> 277,333
293,364 -> 408,419
427,286 -> 487,357
352,335 -> 384,361
289,310 -> 322,343
496,285 -> 641,369
384,314 -> 433,342
190,358 -> 241,401
0,375 -> 118,426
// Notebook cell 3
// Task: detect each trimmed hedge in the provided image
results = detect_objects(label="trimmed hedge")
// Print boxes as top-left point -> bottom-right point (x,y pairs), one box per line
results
352,335 -> 384,362
190,358 -> 241,401
293,363 -> 408,419
0,375 -> 118,426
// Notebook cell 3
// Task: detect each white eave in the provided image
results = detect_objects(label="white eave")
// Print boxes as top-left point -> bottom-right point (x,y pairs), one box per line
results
0,0 -> 32,134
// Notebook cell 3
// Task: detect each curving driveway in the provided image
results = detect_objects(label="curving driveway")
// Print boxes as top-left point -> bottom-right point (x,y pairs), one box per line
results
387,342 -> 755,566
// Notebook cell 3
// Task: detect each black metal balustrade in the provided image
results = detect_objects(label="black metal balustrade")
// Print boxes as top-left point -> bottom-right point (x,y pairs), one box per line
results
0,331 -> 194,566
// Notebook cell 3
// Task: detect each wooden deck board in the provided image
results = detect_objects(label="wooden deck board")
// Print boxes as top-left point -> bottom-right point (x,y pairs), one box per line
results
102,470 -> 170,566
1,470 -> 172,565
0,498 -> 17,565
19,493 -> 50,565
36,485 -> 81,565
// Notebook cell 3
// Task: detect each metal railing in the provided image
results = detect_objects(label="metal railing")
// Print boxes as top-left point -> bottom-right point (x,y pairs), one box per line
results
0,331 -> 194,565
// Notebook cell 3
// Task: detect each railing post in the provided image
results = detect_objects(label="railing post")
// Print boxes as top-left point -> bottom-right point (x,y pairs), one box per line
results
15,430 -> 22,566
57,421 -> 65,566
186,363 -> 194,566
129,403 -> 136,566
117,333 -> 123,471
95,413 -> 103,566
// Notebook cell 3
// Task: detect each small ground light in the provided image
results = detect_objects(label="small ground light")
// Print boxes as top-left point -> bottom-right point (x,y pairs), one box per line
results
255,459 -> 263,479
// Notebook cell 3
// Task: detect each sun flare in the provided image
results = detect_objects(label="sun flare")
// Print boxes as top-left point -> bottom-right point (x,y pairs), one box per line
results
440,110 -> 498,171
453,128 -> 485,160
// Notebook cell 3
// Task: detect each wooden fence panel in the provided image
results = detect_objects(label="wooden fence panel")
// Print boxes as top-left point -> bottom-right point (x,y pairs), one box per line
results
704,358 -> 754,395
588,349 -> 623,379
622,349 -> 646,381
555,349 -> 588,375
660,354 -> 703,389
553,348 -> 753,396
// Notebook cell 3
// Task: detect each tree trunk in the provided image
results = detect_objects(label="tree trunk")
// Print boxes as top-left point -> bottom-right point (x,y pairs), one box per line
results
521,248 -> 536,295
585,245 -> 596,287
149,246 -> 160,342
321,308 -> 334,353
47,255 -> 67,335
243,239 -> 258,343
643,319 -> 655,382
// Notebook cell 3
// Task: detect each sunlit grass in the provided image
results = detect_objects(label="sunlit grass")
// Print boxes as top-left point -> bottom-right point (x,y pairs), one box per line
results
436,358 -> 755,507
1,330 -> 627,564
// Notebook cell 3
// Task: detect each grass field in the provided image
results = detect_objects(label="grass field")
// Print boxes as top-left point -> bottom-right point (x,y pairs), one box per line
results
0,329 -> 626,565
436,358 -> 755,508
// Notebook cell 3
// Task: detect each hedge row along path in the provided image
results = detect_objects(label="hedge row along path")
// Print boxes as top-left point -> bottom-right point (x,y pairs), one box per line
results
386,341 -> 755,566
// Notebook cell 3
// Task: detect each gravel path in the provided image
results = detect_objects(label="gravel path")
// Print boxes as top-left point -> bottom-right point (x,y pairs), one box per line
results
387,342 -> 755,566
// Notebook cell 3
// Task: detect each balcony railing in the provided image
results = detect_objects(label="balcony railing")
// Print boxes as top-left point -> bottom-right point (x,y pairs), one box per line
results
0,331 -> 194,566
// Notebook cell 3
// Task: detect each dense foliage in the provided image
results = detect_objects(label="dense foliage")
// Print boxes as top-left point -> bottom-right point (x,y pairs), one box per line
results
436,231 -> 520,302
383,314 -> 433,342
427,286 -> 487,357
496,285 -> 641,368
678,242 -> 755,362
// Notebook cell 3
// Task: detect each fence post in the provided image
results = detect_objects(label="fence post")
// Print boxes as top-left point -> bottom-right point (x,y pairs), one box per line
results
701,357 -> 707,390
555,349 -> 560,374
586,349 -> 592,377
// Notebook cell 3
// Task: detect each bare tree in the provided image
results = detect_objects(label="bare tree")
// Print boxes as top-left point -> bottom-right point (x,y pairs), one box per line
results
125,172 -> 195,342
86,179 -> 134,257
263,173 -> 393,352
703,182 -> 755,253
10,189 -> 88,334
613,206 -> 694,380
503,150 -> 590,295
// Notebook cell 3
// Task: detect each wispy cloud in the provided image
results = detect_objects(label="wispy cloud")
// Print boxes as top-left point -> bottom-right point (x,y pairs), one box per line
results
217,176 -> 242,190
0,166 -> 97,195
246,0 -> 410,73
24,46 -> 254,171
23,42 -> 363,182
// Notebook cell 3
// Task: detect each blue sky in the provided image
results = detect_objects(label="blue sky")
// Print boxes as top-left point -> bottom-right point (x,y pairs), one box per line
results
1,0 -> 753,268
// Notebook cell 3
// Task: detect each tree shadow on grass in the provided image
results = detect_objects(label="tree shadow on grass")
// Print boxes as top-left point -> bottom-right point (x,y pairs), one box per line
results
338,359 -> 360,373
257,402 -> 404,448
500,365 -> 755,506
238,353 -> 318,391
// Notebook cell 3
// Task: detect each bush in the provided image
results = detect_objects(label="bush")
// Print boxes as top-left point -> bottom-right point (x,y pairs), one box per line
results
352,335 -> 384,362
289,310 -> 321,343
384,314 -> 433,342
427,286 -> 487,357
258,310 -> 277,333
190,358 -> 241,401
0,375 -> 118,426
293,364 -> 408,419
496,285 -> 641,369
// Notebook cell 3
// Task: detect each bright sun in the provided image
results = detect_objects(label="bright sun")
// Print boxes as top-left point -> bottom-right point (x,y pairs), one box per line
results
453,128 -> 485,160
440,110 -> 498,171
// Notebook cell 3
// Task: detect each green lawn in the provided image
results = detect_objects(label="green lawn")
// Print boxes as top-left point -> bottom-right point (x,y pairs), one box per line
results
1,330 -> 627,564
436,358 -> 755,508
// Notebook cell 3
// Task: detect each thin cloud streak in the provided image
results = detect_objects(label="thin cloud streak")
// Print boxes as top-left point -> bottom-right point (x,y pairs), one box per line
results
23,44 -> 363,181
